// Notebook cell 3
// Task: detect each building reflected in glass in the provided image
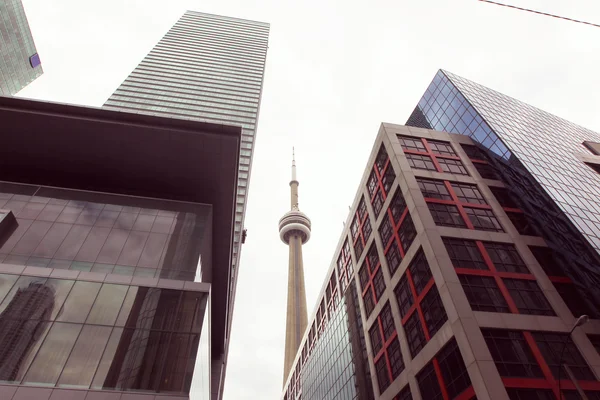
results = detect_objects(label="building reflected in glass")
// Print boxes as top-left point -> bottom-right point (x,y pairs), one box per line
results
407,69 -> 600,315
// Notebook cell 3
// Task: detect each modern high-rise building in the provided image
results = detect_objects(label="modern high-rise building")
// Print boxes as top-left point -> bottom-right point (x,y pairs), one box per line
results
0,95 -> 241,400
0,0 -> 43,95
102,11 -> 269,397
279,151 -> 311,384
406,70 -> 600,314
281,72 -> 600,400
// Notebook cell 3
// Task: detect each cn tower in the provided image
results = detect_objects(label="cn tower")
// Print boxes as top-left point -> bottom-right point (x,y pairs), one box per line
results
279,149 -> 311,384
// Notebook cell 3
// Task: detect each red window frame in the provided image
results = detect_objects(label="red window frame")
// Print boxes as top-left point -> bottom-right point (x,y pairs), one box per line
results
398,135 -> 469,176
367,145 -> 396,218
379,187 -> 416,279
416,177 -> 504,232
360,243 -> 386,318
394,250 -> 448,358
337,238 -> 353,293
352,197 -> 372,260
482,328 -> 600,399
443,238 -> 556,317
370,302 -> 404,394
416,338 -> 476,400
325,272 -> 339,318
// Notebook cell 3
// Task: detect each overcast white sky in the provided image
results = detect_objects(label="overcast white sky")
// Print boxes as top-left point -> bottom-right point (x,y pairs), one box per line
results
16,0 -> 600,398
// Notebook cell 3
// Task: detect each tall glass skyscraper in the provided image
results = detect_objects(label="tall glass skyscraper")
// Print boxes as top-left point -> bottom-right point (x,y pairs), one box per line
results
103,10 -> 269,309
103,13 -> 269,397
407,70 -> 600,315
0,0 -> 43,95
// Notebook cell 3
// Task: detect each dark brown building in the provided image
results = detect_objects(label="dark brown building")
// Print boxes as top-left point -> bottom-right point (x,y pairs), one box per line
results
0,95 -> 240,400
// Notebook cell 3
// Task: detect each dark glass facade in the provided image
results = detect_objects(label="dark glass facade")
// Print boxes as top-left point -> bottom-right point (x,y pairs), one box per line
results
0,182 -> 211,282
0,273 -> 207,393
103,11 -> 270,284
0,0 -> 43,95
407,69 -> 600,315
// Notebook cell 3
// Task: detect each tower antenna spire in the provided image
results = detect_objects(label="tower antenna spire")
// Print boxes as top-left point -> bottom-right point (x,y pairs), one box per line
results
292,147 -> 297,183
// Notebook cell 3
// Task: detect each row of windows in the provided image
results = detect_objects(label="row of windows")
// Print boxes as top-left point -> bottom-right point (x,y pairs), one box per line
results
483,328 -> 600,397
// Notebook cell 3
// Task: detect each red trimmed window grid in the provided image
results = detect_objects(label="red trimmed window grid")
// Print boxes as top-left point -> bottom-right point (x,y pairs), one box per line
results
416,338 -> 475,400
482,328 -> 600,399
416,177 -> 504,232
325,272 -> 339,318
398,135 -> 469,176
351,197 -> 372,261
359,243 -> 386,318
443,238 -> 556,317
369,302 -> 404,394
367,145 -> 396,218
379,188 -> 417,279
394,250 -> 448,358
337,238 -> 353,293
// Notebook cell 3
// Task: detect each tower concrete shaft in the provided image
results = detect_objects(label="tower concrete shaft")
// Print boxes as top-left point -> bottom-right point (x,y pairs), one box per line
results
279,149 -> 311,385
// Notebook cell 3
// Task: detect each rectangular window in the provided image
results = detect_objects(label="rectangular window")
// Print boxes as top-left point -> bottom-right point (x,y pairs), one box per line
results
362,218 -> 372,241
376,145 -> 389,172
354,239 -> 364,260
379,217 -> 393,245
464,207 -> 503,232
507,212 -> 537,236
554,282 -> 595,318
481,329 -> 543,377
358,197 -> 368,220
386,242 -> 402,277
503,279 -> 555,316
483,242 -> 529,273
443,238 -> 488,270
373,191 -> 384,218
459,275 -> 509,312
373,269 -> 386,301
417,178 -> 452,200
489,186 -> 519,208
375,357 -> 390,393
390,189 -> 407,223
408,251 -> 432,295
420,286 -> 447,338
380,302 -> 395,340
395,386 -> 413,400
473,162 -> 498,179
436,339 -> 472,399
406,154 -> 436,171
532,331 -> 596,380
382,167 -> 396,195
461,144 -> 488,160
529,246 -> 565,277
398,215 -> 417,253
450,182 -> 487,204
437,158 -> 469,175
428,140 -> 456,156
404,311 -> 426,357
367,171 -> 378,197
388,338 -> 404,379
395,275 -> 414,318
398,135 -> 426,152
427,203 -> 466,228
417,362 -> 443,400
